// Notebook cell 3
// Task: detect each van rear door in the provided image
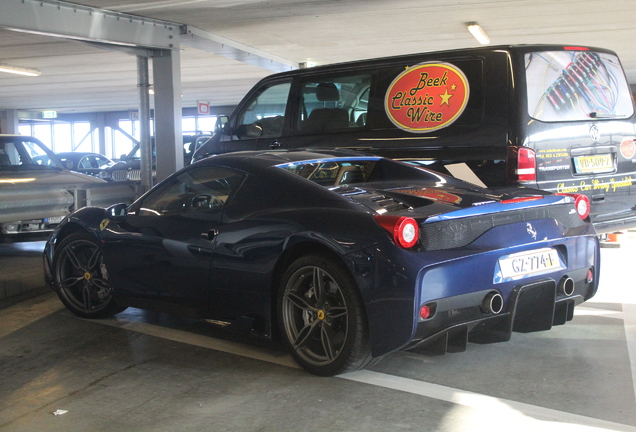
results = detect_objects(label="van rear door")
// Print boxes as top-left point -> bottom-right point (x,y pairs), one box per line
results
521,48 -> 636,232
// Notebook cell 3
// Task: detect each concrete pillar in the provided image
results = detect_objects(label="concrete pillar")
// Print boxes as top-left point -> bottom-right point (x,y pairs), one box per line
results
153,49 -> 183,182
0,110 -> 19,134
137,56 -> 152,193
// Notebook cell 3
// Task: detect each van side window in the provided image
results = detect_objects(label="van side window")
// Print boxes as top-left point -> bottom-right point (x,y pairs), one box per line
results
235,82 -> 291,139
297,75 -> 371,134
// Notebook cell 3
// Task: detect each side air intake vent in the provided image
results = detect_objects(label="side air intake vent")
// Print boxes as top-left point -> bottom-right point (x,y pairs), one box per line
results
370,195 -> 409,212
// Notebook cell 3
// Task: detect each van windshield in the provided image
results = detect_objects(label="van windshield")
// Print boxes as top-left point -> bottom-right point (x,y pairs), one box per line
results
525,50 -> 634,121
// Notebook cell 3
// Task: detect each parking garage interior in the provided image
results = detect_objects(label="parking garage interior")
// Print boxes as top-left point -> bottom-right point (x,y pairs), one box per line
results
2,1 -> 636,431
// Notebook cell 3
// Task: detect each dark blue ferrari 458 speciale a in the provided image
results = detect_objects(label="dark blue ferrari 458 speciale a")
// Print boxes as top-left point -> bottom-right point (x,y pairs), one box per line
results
43,149 -> 599,376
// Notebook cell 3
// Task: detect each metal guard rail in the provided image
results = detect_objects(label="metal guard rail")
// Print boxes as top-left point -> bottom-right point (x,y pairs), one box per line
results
0,182 -> 137,223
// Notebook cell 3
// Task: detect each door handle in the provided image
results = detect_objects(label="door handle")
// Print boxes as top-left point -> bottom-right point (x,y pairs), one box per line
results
200,229 -> 218,241
270,141 -> 282,149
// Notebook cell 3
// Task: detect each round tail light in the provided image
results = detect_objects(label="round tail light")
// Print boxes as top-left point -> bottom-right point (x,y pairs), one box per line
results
556,193 -> 590,220
374,215 -> 420,249
574,194 -> 590,220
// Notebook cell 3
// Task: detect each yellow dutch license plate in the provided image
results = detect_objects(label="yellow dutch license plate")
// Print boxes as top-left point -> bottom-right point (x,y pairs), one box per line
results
573,154 -> 614,174
497,248 -> 564,280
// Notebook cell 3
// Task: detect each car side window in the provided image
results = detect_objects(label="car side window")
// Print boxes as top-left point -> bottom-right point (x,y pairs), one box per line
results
0,139 -> 59,167
296,74 -> 371,134
234,82 -> 291,139
96,156 -> 112,168
79,157 -> 92,169
138,167 -> 245,216
0,142 -> 19,165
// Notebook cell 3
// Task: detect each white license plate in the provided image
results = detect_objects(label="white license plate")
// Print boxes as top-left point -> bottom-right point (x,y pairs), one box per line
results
573,154 -> 614,174
44,216 -> 64,224
497,248 -> 564,281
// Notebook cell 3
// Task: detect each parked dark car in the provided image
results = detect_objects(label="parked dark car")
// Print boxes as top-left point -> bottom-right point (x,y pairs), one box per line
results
43,149 -> 599,375
100,135 -> 211,181
56,152 -> 115,177
98,142 -> 150,182
183,133 -> 213,166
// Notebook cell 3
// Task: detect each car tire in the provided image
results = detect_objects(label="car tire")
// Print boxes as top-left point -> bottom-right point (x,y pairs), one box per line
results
52,232 -> 126,319
278,254 -> 372,376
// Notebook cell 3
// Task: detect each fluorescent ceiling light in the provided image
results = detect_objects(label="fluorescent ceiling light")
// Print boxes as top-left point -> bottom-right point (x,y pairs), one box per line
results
467,22 -> 490,45
0,63 -> 41,77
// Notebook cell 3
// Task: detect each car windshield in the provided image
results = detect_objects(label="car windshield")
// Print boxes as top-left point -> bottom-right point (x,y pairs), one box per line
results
0,137 -> 64,171
277,157 -> 379,186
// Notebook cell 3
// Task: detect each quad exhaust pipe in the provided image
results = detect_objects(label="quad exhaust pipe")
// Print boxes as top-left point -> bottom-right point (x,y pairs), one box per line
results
481,292 -> 504,315
559,275 -> 575,296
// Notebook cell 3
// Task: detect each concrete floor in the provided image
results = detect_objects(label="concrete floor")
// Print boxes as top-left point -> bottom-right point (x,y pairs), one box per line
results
1,235 -> 635,432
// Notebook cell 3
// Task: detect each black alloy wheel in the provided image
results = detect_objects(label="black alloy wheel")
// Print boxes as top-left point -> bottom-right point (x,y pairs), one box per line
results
278,254 -> 372,376
53,232 -> 126,318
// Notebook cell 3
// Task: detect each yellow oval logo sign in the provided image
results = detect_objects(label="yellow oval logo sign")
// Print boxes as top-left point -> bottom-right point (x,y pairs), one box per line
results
385,62 -> 470,133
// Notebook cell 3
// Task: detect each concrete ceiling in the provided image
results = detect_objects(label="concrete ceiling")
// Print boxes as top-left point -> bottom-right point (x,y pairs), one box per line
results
1,0 -> 635,114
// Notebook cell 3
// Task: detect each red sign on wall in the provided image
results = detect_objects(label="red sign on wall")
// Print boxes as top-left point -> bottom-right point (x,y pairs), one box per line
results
197,101 -> 210,115
385,62 -> 469,133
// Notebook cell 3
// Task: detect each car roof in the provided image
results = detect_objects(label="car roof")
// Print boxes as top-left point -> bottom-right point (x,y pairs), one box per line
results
56,152 -> 106,158
196,148 -> 378,175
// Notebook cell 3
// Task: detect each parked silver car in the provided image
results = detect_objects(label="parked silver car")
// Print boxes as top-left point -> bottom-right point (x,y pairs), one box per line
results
0,135 -> 106,241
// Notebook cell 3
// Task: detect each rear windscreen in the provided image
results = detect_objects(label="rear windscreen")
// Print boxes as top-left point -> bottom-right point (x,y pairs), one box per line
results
525,50 -> 634,121
277,158 -> 378,186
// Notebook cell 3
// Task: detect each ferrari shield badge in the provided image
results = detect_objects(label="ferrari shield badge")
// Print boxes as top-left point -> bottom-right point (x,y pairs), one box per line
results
100,219 -> 109,231
385,62 -> 469,133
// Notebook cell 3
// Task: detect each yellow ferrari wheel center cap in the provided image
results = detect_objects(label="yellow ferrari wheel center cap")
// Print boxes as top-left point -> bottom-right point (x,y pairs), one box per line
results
317,310 -> 325,320
84,272 -> 92,280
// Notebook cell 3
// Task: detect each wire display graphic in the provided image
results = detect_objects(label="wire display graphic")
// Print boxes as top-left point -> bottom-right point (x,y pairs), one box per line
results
526,51 -> 633,121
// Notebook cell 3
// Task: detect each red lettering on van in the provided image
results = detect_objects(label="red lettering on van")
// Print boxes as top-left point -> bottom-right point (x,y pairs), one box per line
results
385,62 -> 469,133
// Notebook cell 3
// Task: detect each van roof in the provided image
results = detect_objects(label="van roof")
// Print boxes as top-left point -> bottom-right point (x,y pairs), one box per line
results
265,44 -> 615,80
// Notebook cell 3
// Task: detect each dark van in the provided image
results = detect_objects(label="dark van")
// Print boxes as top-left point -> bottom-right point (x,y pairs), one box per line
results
193,44 -> 636,233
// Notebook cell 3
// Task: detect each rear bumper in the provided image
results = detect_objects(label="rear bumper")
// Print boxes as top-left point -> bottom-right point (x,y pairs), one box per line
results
407,277 -> 592,354
363,223 -> 600,358
591,213 -> 636,234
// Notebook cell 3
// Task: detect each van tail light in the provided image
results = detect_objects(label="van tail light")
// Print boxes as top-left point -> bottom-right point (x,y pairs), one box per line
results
556,193 -> 591,220
507,146 -> 536,183
374,215 -> 420,248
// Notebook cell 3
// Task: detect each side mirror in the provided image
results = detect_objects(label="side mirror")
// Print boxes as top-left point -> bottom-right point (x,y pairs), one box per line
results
106,203 -> 128,222
64,160 -> 73,169
215,115 -> 229,134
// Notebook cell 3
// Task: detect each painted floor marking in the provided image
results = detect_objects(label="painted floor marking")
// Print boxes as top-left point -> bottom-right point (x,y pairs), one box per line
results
0,291 -> 63,338
623,303 -> 636,404
4,294 -> 635,430
93,314 -> 300,369
87,307 -> 636,431
340,370 -> 636,432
